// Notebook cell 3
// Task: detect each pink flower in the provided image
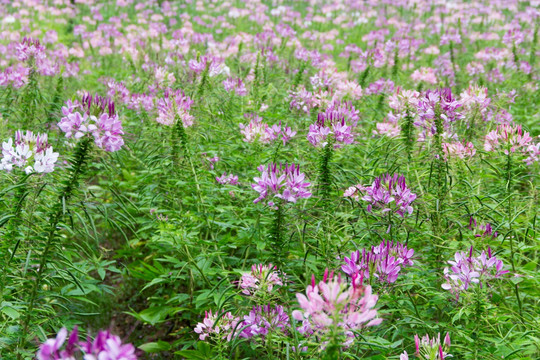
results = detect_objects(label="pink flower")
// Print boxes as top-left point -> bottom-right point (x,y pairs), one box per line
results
252,163 -> 311,206
216,172 -> 239,185
484,124 -> 532,154
442,141 -> 476,160
194,310 -> 240,341
292,271 -> 382,348
239,263 -> 284,295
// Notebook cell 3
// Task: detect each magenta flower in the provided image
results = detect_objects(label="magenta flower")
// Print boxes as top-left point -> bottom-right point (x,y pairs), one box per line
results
442,246 -> 508,299
240,305 -> 290,339
239,263 -> 284,296
342,240 -> 414,285
251,163 -> 311,206
36,327 -> 137,360
292,270 -> 382,348
346,173 -> 417,217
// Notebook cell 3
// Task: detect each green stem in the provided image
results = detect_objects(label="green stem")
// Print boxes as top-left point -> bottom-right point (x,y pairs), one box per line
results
505,152 -> 523,320
17,136 -> 92,354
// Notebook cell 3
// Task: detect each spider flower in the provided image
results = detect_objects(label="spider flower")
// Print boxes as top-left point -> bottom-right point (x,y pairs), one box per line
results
58,93 -> 124,152
251,162 -> 311,206
194,310 -> 240,341
442,141 -> 476,160
345,174 -> 417,217
292,270 -> 382,348
442,246 -> 508,299
37,326 -> 137,360
240,305 -> 290,339
413,332 -> 452,360
484,124 -> 532,154
342,240 -> 414,285
239,263 -> 284,296
0,130 -> 59,174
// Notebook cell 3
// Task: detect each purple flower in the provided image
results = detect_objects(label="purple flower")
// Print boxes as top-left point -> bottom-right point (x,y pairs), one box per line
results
58,94 -> 125,152
347,173 -> 417,217
216,172 -> 239,185
36,327 -> 137,360
342,240 -> 414,285
241,305 -> 290,339
251,163 -> 311,206
292,271 -> 382,348
307,102 -> 358,148
415,88 -> 462,139
442,246 -> 508,299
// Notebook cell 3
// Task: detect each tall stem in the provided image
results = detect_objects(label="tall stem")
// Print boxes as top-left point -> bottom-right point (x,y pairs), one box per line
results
17,137 -> 92,354
505,152 -> 523,319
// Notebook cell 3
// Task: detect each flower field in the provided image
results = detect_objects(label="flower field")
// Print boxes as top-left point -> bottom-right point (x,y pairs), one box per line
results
0,0 -> 539,359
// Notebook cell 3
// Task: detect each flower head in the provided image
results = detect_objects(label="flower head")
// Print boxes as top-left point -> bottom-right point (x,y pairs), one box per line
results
0,130 -> 59,174
292,271 -> 382,348
252,163 -> 311,206
345,174 -> 417,217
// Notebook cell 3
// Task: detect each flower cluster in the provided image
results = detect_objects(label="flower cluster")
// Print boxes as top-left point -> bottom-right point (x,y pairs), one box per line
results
239,114 -> 296,145
240,305 -> 290,339
223,77 -> 248,96
416,88 -> 462,138
216,172 -> 239,185
37,327 -> 137,360
469,217 -> 498,239
194,310 -> 240,341
307,102 -> 359,148
399,333 -> 451,360
239,263 -> 284,296
344,173 -> 417,217
155,89 -> 194,127
442,246 -> 508,299
292,270 -> 382,347
58,94 -> 124,152
251,163 -> 311,206
342,240 -> 415,285
459,85 -> 491,121
484,124 -> 533,155
442,141 -> 476,160
0,130 -> 59,174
